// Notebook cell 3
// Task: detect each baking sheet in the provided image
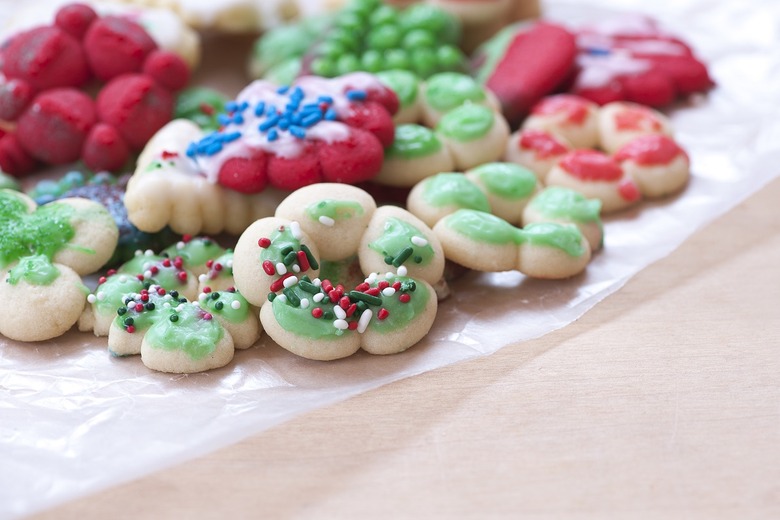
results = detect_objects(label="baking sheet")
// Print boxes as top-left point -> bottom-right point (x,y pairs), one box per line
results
2,0 -> 780,517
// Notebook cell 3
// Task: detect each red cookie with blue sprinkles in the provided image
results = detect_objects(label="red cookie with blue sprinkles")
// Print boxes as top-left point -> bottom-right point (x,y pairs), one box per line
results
185,73 -> 398,194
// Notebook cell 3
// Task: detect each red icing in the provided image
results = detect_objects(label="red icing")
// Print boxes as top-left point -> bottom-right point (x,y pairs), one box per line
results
0,3 -> 190,175
518,129 -> 569,159
482,22 -> 578,125
617,179 -> 642,202
614,134 -> 686,166
531,95 -> 591,125
614,106 -> 663,132
559,149 -> 623,181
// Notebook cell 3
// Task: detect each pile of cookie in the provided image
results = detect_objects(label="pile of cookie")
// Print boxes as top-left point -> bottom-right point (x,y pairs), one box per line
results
0,0 -> 712,372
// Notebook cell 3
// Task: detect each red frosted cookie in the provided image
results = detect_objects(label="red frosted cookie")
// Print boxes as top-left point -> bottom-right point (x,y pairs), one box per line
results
185,73 -> 398,194
571,15 -> 713,107
471,21 -> 578,125
0,3 -> 191,176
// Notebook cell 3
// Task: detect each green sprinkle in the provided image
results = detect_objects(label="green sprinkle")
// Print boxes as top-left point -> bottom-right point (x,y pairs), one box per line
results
323,310 -> 335,320
299,279 -> 320,294
280,245 -> 294,257
124,317 -> 134,326
384,255 -> 394,265
268,292 -> 276,302
283,287 -> 301,307
117,307 -> 127,316
392,246 -> 413,267
301,244 -> 319,270
170,314 -> 179,322
349,290 -> 383,306
215,301 -> 224,310
401,281 -> 416,292
283,251 -> 297,266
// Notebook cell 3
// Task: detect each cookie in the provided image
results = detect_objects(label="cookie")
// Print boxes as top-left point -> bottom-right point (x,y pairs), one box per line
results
0,2 -> 194,175
571,14 -> 713,107
233,183 -> 444,360
504,129 -> 571,182
472,21 -> 578,125
520,94 -> 600,150
0,189 -> 118,341
598,101 -> 673,155
614,134 -> 690,198
522,186 -> 603,252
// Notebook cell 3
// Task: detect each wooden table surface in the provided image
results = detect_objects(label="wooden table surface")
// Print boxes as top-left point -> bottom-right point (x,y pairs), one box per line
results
30,177 -> 780,517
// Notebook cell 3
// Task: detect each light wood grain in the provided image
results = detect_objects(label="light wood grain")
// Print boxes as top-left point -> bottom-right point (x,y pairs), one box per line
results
30,176 -> 780,518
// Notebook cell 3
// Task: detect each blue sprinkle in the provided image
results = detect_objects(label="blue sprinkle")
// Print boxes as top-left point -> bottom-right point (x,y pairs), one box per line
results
317,95 -> 333,104
232,114 -> 245,125
586,47 -> 611,56
301,102 -> 321,113
205,142 -> 223,155
239,101 -> 249,111
186,143 -> 197,157
259,114 -> 281,132
225,101 -> 239,112
290,87 -> 304,100
278,117 -> 290,130
276,85 -> 290,94
291,113 -> 304,125
324,108 -> 337,121
346,89 -> 366,101
289,126 -> 306,139
266,104 -> 277,116
301,112 -> 321,127
222,131 -> 242,142
267,129 -> 279,141
254,101 -> 266,116
217,114 -> 231,126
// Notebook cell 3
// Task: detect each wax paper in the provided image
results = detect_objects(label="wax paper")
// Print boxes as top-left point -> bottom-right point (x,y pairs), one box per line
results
2,0 -> 779,517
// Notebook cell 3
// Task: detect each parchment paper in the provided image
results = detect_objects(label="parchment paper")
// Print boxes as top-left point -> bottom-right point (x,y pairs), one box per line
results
2,0 -> 779,517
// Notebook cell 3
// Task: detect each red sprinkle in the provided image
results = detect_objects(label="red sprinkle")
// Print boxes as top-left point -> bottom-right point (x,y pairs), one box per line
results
161,150 -> 179,160
106,269 -> 117,276
126,325 -> 135,334
135,303 -> 144,312
136,274 -> 145,281
269,272 -> 294,292
311,307 -> 323,319
202,286 -> 212,294
258,237 -> 271,248
140,293 -> 149,302
328,289 -> 340,303
346,303 -> 357,318
297,250 -> 310,271
162,259 -> 172,268
98,276 -> 107,285
366,287 -> 381,297
262,260 -> 275,276
173,257 -> 184,269
182,234 -> 192,243
392,281 -> 401,291
399,293 -> 411,303
203,313 -> 213,320
214,263 -> 223,272
177,272 -> 188,282
206,260 -> 214,268
377,308 -> 390,320
355,282 -> 370,292
322,280 -> 334,293
150,266 -> 159,275
339,296 -> 350,310
199,102 -> 215,116
377,280 -> 390,290
348,321 -> 358,330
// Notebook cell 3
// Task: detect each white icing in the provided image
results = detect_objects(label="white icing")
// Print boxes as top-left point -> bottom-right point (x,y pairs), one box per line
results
575,50 -> 651,89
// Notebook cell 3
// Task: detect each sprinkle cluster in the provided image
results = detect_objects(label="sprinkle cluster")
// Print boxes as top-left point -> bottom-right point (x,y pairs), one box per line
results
185,84 -> 367,160
116,285 -> 187,333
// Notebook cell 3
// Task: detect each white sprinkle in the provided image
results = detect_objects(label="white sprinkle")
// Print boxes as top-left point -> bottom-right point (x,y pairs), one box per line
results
231,300 -> 241,310
365,272 -> 378,284
411,236 -> 428,247
397,265 -> 408,277
176,242 -> 185,250
96,291 -> 106,301
313,293 -> 325,303
144,249 -> 154,256
163,302 -> 171,308
134,249 -> 143,256
283,276 -> 298,288
385,272 -> 394,279
277,294 -> 287,303
333,319 -> 349,330
290,221 -> 302,239
226,260 -> 233,268
143,270 -> 152,279
118,275 -> 127,282
198,292 -> 208,301
192,300 -> 200,307
357,309 -> 372,333
87,294 -> 97,304
300,298 -> 310,309
382,287 -> 396,297
292,264 -> 301,273
198,274 -> 208,283
319,215 -> 335,227
333,305 -> 346,320
175,304 -> 185,312
313,278 -> 322,287
276,263 -> 287,275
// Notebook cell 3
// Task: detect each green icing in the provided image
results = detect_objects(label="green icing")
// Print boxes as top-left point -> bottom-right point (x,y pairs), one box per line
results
530,187 -> 603,223
367,276 -> 429,334
261,226 -> 301,264
144,304 -> 224,360
469,163 -> 537,200
376,70 -> 419,107
446,209 -> 521,245
174,87 -> 228,132
422,173 -> 490,212
200,291 -> 250,324
445,210 -> 587,257
522,222 -> 586,257
6,255 -> 60,286
368,217 -> 434,266
0,192 -> 76,269
424,72 -> 486,112
272,284 -> 344,340
163,238 -> 225,270
436,104 -> 495,142
386,125 -> 442,159
306,200 -> 364,222
118,252 -> 166,275
92,274 -> 145,314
